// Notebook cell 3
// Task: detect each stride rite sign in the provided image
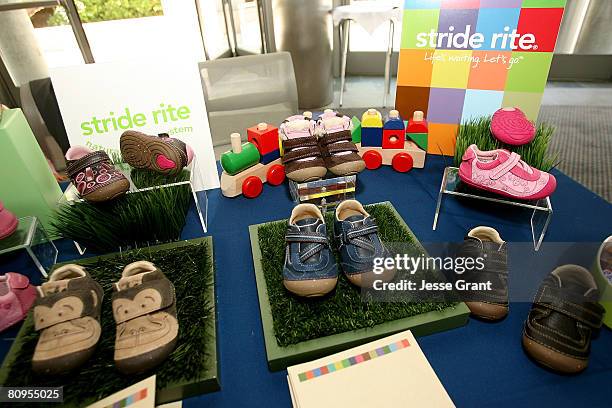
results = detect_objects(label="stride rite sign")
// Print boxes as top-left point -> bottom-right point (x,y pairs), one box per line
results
395,0 -> 566,156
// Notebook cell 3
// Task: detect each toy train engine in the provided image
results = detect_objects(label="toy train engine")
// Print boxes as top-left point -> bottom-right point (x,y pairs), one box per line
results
220,124 -> 285,198
353,108 -> 427,172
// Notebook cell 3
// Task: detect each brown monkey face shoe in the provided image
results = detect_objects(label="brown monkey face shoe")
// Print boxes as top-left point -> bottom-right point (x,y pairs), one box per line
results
65,147 -> 130,203
32,264 -> 104,375
281,136 -> 327,182
112,261 -> 179,374
523,265 -> 605,374
316,110 -> 365,176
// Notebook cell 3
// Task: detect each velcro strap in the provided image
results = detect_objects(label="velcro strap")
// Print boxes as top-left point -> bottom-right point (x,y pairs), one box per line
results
34,288 -> 98,331
490,152 -> 521,180
319,130 -> 352,146
285,231 -> 329,245
66,151 -> 111,177
346,224 -> 378,240
282,136 -> 319,150
112,278 -> 175,324
326,141 -> 358,155
535,285 -> 604,329
281,146 -> 321,164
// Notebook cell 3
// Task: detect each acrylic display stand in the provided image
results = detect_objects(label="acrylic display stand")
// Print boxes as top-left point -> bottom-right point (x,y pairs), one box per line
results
60,157 -> 208,255
0,216 -> 58,277
433,167 -> 552,251
289,175 -> 357,211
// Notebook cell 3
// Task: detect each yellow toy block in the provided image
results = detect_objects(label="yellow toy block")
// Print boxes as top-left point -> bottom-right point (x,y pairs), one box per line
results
361,108 -> 383,128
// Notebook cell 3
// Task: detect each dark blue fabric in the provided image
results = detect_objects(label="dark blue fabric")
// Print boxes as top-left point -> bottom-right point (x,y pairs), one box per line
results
1,155 -> 611,407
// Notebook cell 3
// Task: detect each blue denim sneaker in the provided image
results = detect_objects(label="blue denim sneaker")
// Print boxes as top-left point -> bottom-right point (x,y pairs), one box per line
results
283,204 -> 339,297
334,200 -> 394,288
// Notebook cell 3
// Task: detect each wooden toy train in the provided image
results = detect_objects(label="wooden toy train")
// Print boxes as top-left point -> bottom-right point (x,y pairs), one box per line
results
352,108 -> 427,172
220,109 -> 429,198
220,123 -> 285,198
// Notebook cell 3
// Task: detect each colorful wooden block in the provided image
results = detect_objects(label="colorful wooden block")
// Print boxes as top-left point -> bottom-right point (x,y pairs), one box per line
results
351,116 -> 361,143
361,109 -> 383,128
407,111 -> 428,134
382,129 -> 405,149
247,122 -> 279,156
361,127 -> 383,147
408,133 -> 428,151
261,149 -> 280,165
383,110 -> 404,130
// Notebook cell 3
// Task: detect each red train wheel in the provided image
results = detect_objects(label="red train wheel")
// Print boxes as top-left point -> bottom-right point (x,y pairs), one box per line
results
266,164 -> 285,186
392,152 -> 413,173
362,150 -> 382,170
242,176 -> 263,198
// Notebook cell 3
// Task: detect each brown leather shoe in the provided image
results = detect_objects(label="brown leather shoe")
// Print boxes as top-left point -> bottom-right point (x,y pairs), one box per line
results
318,131 -> 365,176
65,147 -> 130,203
32,264 -> 104,375
522,265 -> 604,374
112,261 -> 179,374
317,110 -> 365,176
281,136 -> 327,182
120,130 -> 193,176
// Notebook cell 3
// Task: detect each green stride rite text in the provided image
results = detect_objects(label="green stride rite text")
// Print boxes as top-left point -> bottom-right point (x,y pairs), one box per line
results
80,104 -> 190,136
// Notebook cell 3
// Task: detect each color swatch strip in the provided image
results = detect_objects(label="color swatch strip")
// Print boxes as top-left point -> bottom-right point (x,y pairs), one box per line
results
298,338 -> 410,382
104,388 -> 148,408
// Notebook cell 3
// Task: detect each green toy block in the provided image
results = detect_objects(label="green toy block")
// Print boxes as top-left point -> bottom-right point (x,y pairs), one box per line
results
408,132 -> 428,151
0,109 -> 62,235
351,116 -> 361,143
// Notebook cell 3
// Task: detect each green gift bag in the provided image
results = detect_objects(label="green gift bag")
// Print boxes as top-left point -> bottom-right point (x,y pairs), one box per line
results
0,108 -> 62,234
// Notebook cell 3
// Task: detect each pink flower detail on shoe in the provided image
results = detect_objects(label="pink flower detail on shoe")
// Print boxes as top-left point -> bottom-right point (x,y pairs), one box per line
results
458,144 -> 556,200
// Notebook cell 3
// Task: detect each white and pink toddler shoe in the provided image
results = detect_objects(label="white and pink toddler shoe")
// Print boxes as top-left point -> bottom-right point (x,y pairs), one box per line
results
459,144 -> 556,201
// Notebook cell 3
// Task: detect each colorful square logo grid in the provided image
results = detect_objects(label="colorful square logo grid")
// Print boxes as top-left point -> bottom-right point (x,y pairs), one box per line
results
395,0 -> 565,155
297,338 -> 411,382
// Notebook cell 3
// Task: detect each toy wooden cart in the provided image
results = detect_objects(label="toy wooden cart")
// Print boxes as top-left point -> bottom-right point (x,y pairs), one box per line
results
220,126 -> 285,198
352,109 -> 427,172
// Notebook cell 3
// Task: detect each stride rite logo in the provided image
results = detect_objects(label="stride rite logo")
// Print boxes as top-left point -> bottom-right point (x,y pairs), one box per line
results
415,25 -> 538,50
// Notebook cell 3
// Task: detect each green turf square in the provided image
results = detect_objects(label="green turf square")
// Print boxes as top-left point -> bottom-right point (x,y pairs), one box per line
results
249,202 -> 470,371
0,237 -> 218,406
401,9 -> 440,49
522,0 -> 566,7
505,52 -> 553,93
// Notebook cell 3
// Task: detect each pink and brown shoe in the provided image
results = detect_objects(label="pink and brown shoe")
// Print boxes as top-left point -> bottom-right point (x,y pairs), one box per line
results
0,272 -> 36,333
0,201 -> 18,240
459,144 -> 556,201
120,131 -> 194,176
66,147 -> 130,203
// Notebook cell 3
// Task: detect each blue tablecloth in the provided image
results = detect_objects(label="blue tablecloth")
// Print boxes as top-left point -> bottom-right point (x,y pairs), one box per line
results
2,155 -> 611,407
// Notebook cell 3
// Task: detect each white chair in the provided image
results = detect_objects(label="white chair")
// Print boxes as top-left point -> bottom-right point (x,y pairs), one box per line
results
198,52 -> 298,155
332,1 -> 402,107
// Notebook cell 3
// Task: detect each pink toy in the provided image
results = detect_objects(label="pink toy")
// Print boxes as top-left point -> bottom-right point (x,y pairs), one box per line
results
490,107 -> 536,146
0,201 -> 18,240
459,144 -> 556,201
0,272 -> 37,332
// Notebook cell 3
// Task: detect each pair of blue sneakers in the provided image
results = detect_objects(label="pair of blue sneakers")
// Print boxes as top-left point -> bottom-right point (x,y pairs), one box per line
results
283,200 -> 393,297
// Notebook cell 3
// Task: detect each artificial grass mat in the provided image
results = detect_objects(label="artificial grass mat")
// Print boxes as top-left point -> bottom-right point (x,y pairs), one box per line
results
257,203 -> 457,348
0,239 -> 214,407
51,167 -> 192,253
454,116 -> 557,171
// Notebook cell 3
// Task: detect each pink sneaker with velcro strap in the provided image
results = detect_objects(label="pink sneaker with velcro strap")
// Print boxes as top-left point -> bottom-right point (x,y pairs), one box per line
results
0,272 -> 37,333
459,144 -> 556,200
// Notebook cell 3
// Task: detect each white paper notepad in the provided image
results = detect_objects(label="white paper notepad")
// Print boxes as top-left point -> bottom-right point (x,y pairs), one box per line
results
287,330 -> 455,408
